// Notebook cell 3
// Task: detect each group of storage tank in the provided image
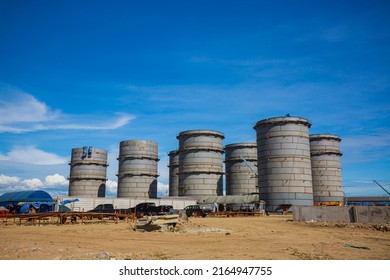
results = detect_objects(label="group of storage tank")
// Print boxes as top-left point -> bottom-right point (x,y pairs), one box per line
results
68,140 -> 159,199
253,116 -> 343,210
168,132 -> 259,198
68,116 -> 343,209
167,117 -> 343,210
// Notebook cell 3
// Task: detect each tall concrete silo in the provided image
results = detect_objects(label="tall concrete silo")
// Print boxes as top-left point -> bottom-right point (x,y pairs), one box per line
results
117,140 -> 159,198
177,129 -> 224,196
310,134 -> 343,204
225,143 -> 258,195
168,150 -> 179,196
68,147 -> 108,197
253,116 -> 313,211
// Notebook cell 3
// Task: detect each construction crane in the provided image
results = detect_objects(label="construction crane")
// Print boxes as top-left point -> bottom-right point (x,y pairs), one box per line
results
373,180 -> 390,196
240,155 -> 258,177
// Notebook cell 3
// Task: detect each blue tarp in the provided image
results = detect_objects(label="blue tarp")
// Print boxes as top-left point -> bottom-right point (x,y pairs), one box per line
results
0,190 -> 52,202
19,202 -> 53,213
18,202 -> 71,213
60,198 -> 79,205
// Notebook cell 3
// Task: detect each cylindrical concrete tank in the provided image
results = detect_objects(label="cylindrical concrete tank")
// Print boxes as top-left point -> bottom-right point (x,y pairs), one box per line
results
253,116 -> 313,211
310,134 -> 343,204
225,143 -> 258,195
168,150 -> 179,196
117,140 -> 159,198
68,147 -> 108,197
177,129 -> 224,196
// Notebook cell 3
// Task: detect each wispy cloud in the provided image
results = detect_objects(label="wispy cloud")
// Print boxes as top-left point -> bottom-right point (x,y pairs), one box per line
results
343,134 -> 390,149
51,113 -> 135,130
190,56 -> 288,68
341,133 -> 390,163
0,85 -> 135,133
343,178 -> 390,196
124,79 -> 388,120
0,85 -> 60,122
123,79 -> 390,167
296,26 -> 348,43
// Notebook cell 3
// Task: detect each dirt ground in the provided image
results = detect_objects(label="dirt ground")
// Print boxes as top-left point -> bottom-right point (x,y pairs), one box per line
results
0,215 -> 389,260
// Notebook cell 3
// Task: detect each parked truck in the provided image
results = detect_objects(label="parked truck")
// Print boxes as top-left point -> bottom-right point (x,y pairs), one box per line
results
87,204 -> 116,213
86,203 -> 174,218
129,202 -> 174,217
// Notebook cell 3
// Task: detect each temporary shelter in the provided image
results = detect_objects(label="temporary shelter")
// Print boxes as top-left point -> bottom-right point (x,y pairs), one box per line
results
0,190 -> 53,213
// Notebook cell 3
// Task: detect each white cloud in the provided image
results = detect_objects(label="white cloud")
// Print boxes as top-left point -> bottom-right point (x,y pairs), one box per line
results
157,181 -> 169,197
158,154 -> 169,183
22,178 -> 44,188
0,86 -> 135,133
0,174 -> 20,185
44,174 -> 68,186
0,173 -> 69,196
52,114 -> 135,130
0,88 -> 59,124
0,146 -> 68,165
106,179 -> 118,195
106,146 -> 120,180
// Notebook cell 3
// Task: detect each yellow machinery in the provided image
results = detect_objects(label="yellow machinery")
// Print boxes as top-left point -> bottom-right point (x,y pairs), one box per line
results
314,202 -> 343,206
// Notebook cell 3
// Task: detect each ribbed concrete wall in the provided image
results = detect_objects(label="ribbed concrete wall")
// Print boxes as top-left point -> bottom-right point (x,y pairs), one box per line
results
177,130 -> 224,196
254,116 -> 313,210
117,140 -> 158,198
225,143 -> 258,195
310,134 -> 343,203
293,206 -> 390,223
168,150 -> 179,196
117,176 -> 158,198
68,147 -> 108,197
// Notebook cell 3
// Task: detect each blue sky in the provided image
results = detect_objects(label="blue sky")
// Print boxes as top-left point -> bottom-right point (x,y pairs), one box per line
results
0,0 -> 389,198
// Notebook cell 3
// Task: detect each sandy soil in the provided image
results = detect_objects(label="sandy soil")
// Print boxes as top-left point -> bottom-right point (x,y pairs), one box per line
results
0,215 -> 389,260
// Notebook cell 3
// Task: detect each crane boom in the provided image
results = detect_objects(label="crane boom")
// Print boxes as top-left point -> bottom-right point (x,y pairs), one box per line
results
373,180 -> 390,196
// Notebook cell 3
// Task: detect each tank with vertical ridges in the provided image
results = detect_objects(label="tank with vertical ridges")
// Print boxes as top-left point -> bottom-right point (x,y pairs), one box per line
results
117,140 -> 159,198
168,150 -> 179,196
225,143 -> 258,195
177,129 -> 224,196
68,147 -> 108,197
253,116 -> 313,211
310,134 -> 343,204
